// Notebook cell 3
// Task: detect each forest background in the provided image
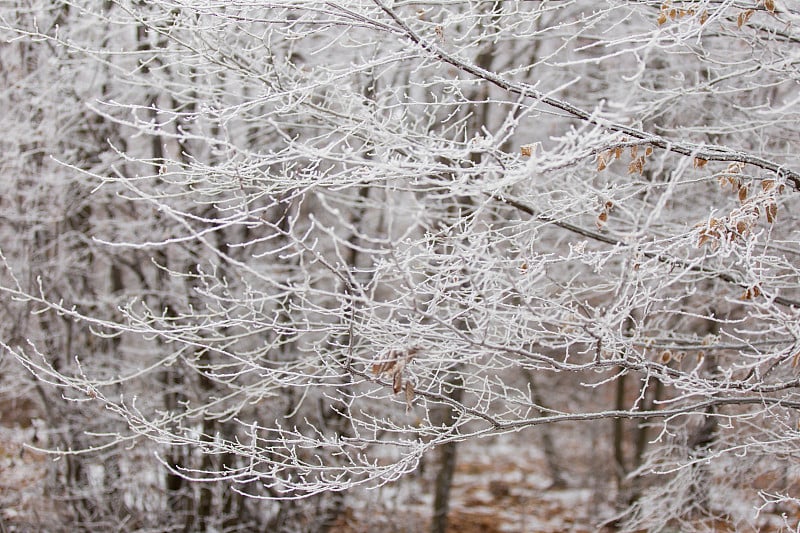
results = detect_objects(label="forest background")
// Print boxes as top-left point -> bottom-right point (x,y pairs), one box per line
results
2,1 -> 800,531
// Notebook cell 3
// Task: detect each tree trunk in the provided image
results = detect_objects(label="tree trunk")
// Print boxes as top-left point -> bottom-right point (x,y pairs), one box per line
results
431,373 -> 464,533
523,369 -> 566,488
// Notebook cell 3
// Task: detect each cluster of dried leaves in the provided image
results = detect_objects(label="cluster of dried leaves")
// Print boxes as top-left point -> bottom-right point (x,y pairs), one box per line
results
589,139 -> 785,303
694,165 -> 786,300
595,141 -> 654,175
657,1 -> 706,26
696,164 -> 783,250
371,346 -> 420,409
656,0 -> 776,28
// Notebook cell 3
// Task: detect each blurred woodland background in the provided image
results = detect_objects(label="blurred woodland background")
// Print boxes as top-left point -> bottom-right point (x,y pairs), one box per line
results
1,1 -> 800,531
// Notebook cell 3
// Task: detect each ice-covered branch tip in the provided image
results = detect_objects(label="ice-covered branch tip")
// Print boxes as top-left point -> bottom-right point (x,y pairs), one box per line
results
373,0 -> 800,191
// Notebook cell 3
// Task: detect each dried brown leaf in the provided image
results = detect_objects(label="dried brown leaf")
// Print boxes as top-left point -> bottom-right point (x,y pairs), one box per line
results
737,9 -> 754,28
766,203 -> 777,223
736,220 -> 748,235
727,162 -> 743,174
741,285 -> 761,300
404,381 -> 414,410
722,176 -> 741,191
597,211 -> 608,227
627,155 -> 645,175
694,157 -> 708,168
371,357 -> 397,375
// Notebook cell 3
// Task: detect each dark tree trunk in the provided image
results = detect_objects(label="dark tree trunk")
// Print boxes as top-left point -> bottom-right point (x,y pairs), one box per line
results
431,373 -> 464,533
524,369 -> 566,488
